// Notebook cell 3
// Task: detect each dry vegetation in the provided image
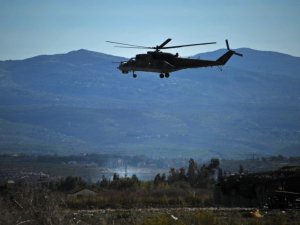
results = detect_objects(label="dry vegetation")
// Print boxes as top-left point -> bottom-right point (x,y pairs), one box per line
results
1,156 -> 299,224
1,177 -> 299,225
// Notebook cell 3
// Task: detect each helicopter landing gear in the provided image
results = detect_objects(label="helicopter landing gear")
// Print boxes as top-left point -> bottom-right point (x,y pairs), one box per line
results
159,73 -> 170,78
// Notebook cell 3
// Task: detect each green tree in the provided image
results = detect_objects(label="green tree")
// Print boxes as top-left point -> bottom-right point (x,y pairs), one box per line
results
187,158 -> 198,186
99,175 -> 109,188
239,164 -> 244,174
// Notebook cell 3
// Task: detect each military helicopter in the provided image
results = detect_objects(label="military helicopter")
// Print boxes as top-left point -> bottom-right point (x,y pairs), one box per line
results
107,38 -> 242,78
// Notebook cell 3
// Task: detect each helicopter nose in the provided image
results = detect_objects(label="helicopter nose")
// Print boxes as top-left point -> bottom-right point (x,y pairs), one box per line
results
118,62 -> 128,74
117,62 -> 122,70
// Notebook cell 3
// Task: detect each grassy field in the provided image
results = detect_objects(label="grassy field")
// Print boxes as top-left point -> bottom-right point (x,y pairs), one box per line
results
63,208 -> 300,225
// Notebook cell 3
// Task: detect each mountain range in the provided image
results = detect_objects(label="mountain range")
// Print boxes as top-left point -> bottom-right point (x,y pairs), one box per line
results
0,48 -> 300,159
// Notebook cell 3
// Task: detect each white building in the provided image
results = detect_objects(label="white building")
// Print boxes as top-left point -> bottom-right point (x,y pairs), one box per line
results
67,188 -> 98,198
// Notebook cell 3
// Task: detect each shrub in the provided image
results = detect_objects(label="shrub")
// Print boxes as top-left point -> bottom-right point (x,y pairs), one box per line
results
189,211 -> 220,225
141,214 -> 185,225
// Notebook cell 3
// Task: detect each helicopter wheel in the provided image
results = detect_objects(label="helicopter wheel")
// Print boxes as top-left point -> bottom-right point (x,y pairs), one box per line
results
159,73 -> 164,78
133,74 -> 137,78
165,73 -> 170,78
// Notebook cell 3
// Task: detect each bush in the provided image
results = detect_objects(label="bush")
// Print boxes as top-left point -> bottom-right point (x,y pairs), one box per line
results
188,211 -> 220,225
141,214 -> 185,225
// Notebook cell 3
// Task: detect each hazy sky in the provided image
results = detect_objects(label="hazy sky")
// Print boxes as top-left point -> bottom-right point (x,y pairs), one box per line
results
1,0 -> 300,60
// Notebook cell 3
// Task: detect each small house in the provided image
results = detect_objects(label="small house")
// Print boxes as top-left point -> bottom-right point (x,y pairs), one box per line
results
67,188 -> 98,199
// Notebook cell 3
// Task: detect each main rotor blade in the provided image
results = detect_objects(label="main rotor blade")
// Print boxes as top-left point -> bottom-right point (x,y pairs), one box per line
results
114,46 -> 153,49
157,38 -> 172,49
161,42 -> 216,49
106,41 -> 149,48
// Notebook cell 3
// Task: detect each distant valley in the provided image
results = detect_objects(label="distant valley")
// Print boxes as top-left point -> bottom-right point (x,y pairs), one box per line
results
0,48 -> 300,158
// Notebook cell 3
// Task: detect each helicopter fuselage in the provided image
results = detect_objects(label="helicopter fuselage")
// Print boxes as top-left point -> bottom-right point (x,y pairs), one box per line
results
109,39 -> 242,78
118,51 -> 220,74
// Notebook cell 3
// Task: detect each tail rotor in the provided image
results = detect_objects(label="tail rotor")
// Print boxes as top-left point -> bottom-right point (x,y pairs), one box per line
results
226,39 -> 230,50
225,39 -> 243,57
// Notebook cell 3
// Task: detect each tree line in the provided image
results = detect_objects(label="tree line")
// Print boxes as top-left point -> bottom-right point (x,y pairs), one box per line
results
46,158 -> 221,195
